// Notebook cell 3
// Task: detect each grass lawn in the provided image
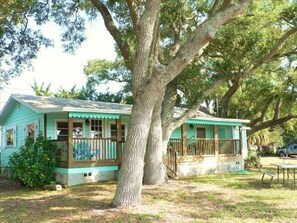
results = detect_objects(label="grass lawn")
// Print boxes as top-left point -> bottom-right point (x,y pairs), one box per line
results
1,157 -> 297,223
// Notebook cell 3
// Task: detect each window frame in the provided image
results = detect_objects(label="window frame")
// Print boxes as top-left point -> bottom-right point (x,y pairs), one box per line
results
56,120 -> 84,140
5,126 -> 17,148
90,119 -> 103,138
110,123 -> 126,142
196,127 -> 206,139
24,122 -> 37,142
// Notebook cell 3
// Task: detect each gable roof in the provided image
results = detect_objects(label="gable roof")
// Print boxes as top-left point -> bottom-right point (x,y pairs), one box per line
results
0,94 -> 249,126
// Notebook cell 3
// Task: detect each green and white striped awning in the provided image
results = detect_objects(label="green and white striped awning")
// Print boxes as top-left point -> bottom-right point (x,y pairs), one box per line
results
186,119 -> 242,126
69,112 -> 120,119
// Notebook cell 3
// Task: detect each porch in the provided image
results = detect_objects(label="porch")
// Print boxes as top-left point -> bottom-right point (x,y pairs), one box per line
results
52,118 -> 245,185
53,136 -> 241,173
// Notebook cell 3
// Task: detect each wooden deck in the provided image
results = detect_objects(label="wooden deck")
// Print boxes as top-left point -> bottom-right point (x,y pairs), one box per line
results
53,138 -> 241,170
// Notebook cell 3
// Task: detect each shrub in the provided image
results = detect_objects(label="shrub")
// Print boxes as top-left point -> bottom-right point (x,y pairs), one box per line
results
244,151 -> 262,169
8,134 -> 57,187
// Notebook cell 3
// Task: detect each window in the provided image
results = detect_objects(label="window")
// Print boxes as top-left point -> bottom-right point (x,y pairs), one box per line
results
110,124 -> 125,141
6,126 -> 16,147
57,122 -> 68,140
26,123 -> 36,141
90,120 -> 103,138
73,122 -> 83,138
196,127 -> 206,138
56,121 -> 83,140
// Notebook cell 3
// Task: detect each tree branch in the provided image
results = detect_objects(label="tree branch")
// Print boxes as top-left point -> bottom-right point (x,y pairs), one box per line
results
150,13 -> 161,64
248,115 -> 297,136
218,0 -> 232,12
126,0 -> 139,34
249,99 -> 272,127
133,0 -> 161,93
209,0 -> 221,17
220,77 -> 241,118
247,26 -> 297,76
168,79 -> 226,131
91,0 -> 133,71
156,0 -> 252,88
273,97 -> 282,120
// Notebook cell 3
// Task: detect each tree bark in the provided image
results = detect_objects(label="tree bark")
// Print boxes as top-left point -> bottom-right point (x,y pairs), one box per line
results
248,115 -> 297,136
112,87 -> 161,207
111,0 -> 252,207
220,78 -> 240,118
143,91 -> 166,185
112,0 -> 161,207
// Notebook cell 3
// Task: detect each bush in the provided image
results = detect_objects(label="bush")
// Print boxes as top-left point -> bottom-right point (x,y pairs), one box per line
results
8,134 -> 57,187
244,151 -> 262,169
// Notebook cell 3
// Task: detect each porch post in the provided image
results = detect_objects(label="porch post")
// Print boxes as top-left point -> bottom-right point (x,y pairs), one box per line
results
214,125 -> 219,156
116,117 -> 122,169
239,126 -> 242,155
43,114 -> 47,138
68,116 -> 74,165
181,124 -> 187,157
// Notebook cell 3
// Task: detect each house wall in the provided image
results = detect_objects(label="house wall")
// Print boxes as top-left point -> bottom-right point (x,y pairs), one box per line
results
1,102 -> 44,166
171,124 -> 233,139
177,156 -> 244,176
55,166 -> 118,187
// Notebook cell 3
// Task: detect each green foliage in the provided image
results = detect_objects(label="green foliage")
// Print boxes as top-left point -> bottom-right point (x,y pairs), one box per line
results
282,120 -> 297,145
1,0 -> 95,85
31,80 -> 52,96
244,151 -> 261,169
8,134 -> 57,188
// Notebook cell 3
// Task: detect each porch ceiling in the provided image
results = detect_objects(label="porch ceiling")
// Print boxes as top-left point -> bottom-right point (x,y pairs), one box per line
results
69,112 -> 120,119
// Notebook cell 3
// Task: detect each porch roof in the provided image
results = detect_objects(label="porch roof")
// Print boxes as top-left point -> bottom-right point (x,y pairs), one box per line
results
186,118 -> 243,126
69,112 -> 120,119
0,95 -> 249,126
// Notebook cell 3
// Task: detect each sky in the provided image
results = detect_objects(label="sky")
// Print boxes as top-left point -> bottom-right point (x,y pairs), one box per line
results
0,17 -> 117,110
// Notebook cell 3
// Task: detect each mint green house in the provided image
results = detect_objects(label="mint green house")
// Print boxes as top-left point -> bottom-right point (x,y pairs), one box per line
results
0,94 -> 249,186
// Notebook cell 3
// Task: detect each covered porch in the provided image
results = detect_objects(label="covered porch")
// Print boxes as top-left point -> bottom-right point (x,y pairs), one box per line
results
52,117 -> 245,178
52,114 -> 125,169
166,123 -> 245,177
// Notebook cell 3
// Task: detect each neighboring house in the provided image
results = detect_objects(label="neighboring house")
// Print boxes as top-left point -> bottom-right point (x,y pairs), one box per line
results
0,94 -> 249,186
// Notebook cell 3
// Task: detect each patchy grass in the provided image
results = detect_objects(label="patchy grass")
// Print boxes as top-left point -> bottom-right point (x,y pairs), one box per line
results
1,157 -> 297,222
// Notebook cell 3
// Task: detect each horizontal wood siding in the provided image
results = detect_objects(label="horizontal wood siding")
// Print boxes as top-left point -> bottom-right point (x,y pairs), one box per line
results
1,103 -> 43,166
171,125 -> 215,139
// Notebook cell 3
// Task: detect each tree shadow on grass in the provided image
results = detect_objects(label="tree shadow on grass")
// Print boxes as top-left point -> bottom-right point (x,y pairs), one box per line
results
0,179 -> 166,223
142,182 -> 297,222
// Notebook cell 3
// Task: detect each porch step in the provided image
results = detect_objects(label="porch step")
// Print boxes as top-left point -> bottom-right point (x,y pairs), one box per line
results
167,172 -> 179,180
166,167 -> 178,180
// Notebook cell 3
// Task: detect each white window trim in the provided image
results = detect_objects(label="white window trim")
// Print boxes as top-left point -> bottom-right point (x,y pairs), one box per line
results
5,125 -> 17,148
24,121 -> 38,142
90,119 -> 105,138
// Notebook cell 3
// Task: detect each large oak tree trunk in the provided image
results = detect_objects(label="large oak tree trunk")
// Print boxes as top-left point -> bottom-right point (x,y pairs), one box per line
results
143,91 -> 167,185
111,0 -> 252,207
112,88 -> 161,207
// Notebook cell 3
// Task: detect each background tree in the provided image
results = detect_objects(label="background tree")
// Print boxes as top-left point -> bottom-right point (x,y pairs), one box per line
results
0,1 -> 52,85
31,81 -> 52,96
199,0 -> 297,136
